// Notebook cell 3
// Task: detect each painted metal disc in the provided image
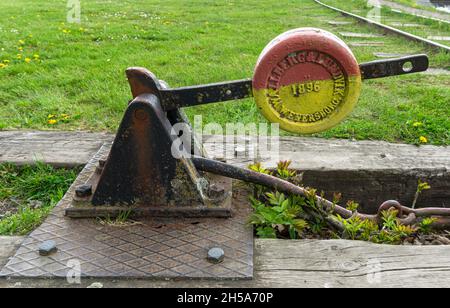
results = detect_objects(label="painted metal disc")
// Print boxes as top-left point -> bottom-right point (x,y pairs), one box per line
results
253,28 -> 362,134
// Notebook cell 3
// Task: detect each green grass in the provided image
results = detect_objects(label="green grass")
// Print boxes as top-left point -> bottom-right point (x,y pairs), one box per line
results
0,0 -> 449,145
0,163 -> 78,235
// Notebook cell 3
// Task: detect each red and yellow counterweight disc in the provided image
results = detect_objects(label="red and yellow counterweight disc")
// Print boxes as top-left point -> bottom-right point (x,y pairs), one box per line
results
253,28 -> 362,134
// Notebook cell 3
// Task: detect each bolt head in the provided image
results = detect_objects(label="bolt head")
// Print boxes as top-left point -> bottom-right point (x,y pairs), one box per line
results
207,247 -> 225,264
75,184 -> 92,198
208,184 -> 225,199
39,240 -> 57,256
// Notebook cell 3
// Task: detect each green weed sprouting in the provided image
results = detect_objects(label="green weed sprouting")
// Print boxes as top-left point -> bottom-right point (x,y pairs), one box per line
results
412,179 -> 431,209
248,161 -> 434,244
419,217 -> 437,234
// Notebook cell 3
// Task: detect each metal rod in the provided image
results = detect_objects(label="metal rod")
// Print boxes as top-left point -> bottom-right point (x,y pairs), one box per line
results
192,156 -> 450,228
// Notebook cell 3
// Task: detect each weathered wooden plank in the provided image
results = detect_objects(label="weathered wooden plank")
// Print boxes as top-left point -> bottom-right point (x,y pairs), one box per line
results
254,239 -> 450,288
0,131 -> 449,212
0,131 -> 113,167
2,238 -> 450,287
203,135 -> 450,212
1,131 -> 449,172
202,135 -> 450,171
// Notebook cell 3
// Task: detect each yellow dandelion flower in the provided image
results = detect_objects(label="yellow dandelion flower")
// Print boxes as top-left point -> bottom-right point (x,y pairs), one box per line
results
24,58 -> 32,63
412,122 -> 423,127
3,60 -> 10,64
16,54 -> 22,59
0,63 -> 7,69
18,39 -> 25,45
33,54 -> 40,59
419,136 -> 428,143
47,119 -> 58,125
61,113 -> 70,120
47,114 -> 56,119
62,29 -> 71,34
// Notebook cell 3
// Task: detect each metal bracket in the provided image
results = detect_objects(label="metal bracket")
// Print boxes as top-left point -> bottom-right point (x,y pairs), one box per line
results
65,70 -> 232,219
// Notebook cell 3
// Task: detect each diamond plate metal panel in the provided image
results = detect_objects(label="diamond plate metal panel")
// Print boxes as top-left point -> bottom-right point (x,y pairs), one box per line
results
0,145 -> 253,279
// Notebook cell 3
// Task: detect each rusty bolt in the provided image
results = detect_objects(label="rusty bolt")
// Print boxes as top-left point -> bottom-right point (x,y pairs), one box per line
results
75,184 -> 92,198
134,109 -> 148,120
208,184 -> 225,199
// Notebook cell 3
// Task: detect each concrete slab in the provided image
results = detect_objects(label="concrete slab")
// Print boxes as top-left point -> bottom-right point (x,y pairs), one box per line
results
328,21 -> 353,26
339,32 -> 384,38
389,22 -> 424,27
427,36 -> 450,41
349,42 -> 385,47
373,52 -> 409,58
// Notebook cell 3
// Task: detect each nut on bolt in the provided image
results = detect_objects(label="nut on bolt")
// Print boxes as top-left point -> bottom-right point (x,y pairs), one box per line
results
208,184 -> 225,199
75,184 -> 92,198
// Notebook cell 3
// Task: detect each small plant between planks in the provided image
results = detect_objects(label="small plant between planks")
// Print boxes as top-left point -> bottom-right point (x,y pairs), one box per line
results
247,161 -> 449,245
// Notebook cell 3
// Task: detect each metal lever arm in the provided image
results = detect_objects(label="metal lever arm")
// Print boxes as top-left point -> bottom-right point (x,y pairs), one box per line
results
160,79 -> 252,111
159,54 -> 429,111
360,54 -> 429,80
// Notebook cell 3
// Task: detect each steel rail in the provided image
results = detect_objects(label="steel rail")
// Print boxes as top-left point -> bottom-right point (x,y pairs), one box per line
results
313,0 -> 450,53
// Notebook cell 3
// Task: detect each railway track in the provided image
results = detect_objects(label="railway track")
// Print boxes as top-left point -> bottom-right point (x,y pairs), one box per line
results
314,0 -> 450,53
378,0 -> 450,24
